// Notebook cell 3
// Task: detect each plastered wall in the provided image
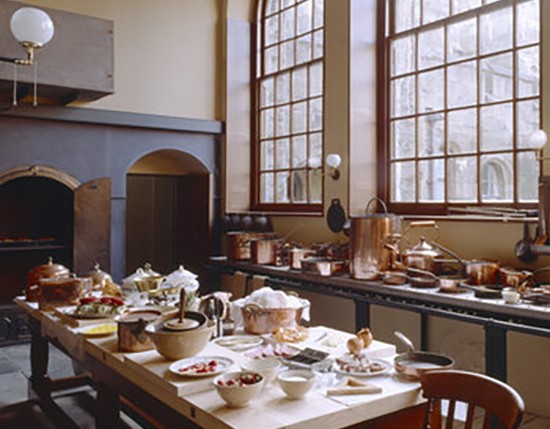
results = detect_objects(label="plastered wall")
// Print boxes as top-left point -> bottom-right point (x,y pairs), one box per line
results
18,0 -> 221,120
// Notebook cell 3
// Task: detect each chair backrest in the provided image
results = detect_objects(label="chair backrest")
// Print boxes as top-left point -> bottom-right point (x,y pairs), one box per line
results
420,370 -> 525,429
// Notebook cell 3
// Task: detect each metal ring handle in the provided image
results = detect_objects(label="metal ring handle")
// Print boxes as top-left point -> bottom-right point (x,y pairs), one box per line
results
365,197 -> 389,215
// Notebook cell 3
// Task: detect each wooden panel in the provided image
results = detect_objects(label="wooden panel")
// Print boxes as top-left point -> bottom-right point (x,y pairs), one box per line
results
0,0 -> 114,105
73,178 -> 111,276
175,174 -> 210,285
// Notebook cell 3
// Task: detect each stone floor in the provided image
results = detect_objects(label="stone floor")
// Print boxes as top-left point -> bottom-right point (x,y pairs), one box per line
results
0,343 -> 142,429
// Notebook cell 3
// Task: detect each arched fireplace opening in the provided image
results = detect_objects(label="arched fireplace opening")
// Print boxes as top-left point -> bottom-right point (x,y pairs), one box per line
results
0,174 -> 74,303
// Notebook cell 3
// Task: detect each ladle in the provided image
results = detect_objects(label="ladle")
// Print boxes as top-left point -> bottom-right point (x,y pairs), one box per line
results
163,288 -> 200,331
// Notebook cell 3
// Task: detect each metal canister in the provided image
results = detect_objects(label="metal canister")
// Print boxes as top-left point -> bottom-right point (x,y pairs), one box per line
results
350,198 -> 402,280
115,308 -> 161,352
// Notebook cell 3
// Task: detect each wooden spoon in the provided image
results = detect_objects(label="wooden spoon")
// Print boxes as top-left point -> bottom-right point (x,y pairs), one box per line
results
163,288 -> 199,331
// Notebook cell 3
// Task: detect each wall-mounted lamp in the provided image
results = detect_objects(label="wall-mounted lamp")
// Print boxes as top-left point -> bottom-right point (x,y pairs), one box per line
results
1,7 -> 55,66
326,153 -> 341,180
0,7 -> 55,107
528,129 -> 549,161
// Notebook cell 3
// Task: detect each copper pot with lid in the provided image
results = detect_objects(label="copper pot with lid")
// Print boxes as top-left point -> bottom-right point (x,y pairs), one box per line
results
27,257 -> 70,302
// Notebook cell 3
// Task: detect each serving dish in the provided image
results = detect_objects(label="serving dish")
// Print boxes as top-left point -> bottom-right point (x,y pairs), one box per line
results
76,323 -> 117,337
333,356 -> 391,377
169,356 -> 234,377
213,335 -> 263,351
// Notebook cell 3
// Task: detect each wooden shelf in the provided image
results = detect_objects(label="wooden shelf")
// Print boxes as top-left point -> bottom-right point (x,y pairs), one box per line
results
0,244 -> 70,253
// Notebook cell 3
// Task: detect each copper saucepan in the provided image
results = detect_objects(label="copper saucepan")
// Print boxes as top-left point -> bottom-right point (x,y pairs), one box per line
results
393,331 -> 454,381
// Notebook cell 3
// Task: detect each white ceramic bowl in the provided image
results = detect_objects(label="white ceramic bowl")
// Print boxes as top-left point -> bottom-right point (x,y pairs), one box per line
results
277,369 -> 315,399
241,357 -> 281,385
213,371 -> 265,407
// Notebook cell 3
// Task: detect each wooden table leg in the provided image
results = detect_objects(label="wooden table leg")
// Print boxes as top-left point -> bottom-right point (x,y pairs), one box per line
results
96,382 -> 121,429
28,317 -> 49,386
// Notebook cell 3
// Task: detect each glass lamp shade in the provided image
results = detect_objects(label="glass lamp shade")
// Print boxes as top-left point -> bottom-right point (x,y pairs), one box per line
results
528,129 -> 548,151
326,153 -> 342,168
10,7 -> 55,47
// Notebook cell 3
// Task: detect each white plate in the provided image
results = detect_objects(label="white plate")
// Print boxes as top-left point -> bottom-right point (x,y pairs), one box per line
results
333,358 -> 391,378
169,356 -> 234,378
76,323 -> 118,337
213,335 -> 263,351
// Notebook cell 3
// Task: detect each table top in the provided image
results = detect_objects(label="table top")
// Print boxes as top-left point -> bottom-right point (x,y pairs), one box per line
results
16,298 -> 423,429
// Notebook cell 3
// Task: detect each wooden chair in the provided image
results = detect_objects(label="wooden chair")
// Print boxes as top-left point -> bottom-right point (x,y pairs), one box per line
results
420,370 -> 525,429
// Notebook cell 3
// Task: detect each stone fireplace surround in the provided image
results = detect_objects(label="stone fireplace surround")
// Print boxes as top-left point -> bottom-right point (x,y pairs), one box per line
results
0,106 -> 222,283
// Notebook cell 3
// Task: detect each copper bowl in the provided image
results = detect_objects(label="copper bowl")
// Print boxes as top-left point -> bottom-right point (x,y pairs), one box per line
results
240,302 -> 309,335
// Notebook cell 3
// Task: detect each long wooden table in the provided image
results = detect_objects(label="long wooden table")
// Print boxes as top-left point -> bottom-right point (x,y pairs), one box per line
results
15,298 -> 426,429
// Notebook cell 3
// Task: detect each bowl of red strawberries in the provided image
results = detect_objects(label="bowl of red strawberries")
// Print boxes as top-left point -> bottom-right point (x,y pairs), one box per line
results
213,371 -> 264,407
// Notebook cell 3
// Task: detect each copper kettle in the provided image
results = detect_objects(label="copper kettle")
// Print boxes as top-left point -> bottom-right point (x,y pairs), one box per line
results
401,237 -> 444,273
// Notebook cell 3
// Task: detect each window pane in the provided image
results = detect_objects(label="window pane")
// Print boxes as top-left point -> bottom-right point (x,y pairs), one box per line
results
281,8 -> 295,41
280,40 -> 294,69
418,27 -> 444,70
481,103 -> 513,152
309,98 -> 322,131
261,140 -> 274,170
293,170 -> 307,203
297,0 -> 312,35
261,173 -> 274,203
276,72 -> 290,104
292,135 -> 307,168
451,0 -> 480,14
276,105 -> 290,136
392,119 -> 416,159
392,76 -> 416,117
265,46 -> 279,74
261,108 -> 274,138
517,0 -> 539,47
448,109 -> 477,154
419,159 -> 445,202
422,0 -> 449,24
480,7 -> 512,55
480,53 -> 513,103
392,35 -> 416,76
292,67 -> 307,101
448,18 -> 477,62
309,132 -> 322,167
276,138 -> 290,168
419,113 -> 445,157
392,162 -> 416,202
292,101 -> 307,133
517,46 -> 539,98
310,62 -> 323,97
448,156 -> 477,202
395,0 -> 420,33
261,77 -> 275,107
265,15 -> 279,46
297,34 -> 312,64
266,0 -> 279,16
282,0 -> 295,7
309,170 -> 322,203
418,69 -> 444,113
517,99 -> 540,149
276,171 -> 290,202
481,153 -> 513,202
313,30 -> 323,59
517,151 -> 539,202
313,0 -> 323,29
447,61 -> 477,108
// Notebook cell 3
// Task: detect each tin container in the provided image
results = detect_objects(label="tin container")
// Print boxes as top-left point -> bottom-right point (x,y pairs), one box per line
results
115,308 -> 161,352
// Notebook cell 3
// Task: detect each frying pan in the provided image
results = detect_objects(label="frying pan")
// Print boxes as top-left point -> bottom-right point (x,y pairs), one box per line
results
393,331 -> 454,381
458,283 -> 502,299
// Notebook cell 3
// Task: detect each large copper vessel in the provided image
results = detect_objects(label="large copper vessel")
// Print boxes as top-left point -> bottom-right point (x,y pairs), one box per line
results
350,198 -> 402,280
